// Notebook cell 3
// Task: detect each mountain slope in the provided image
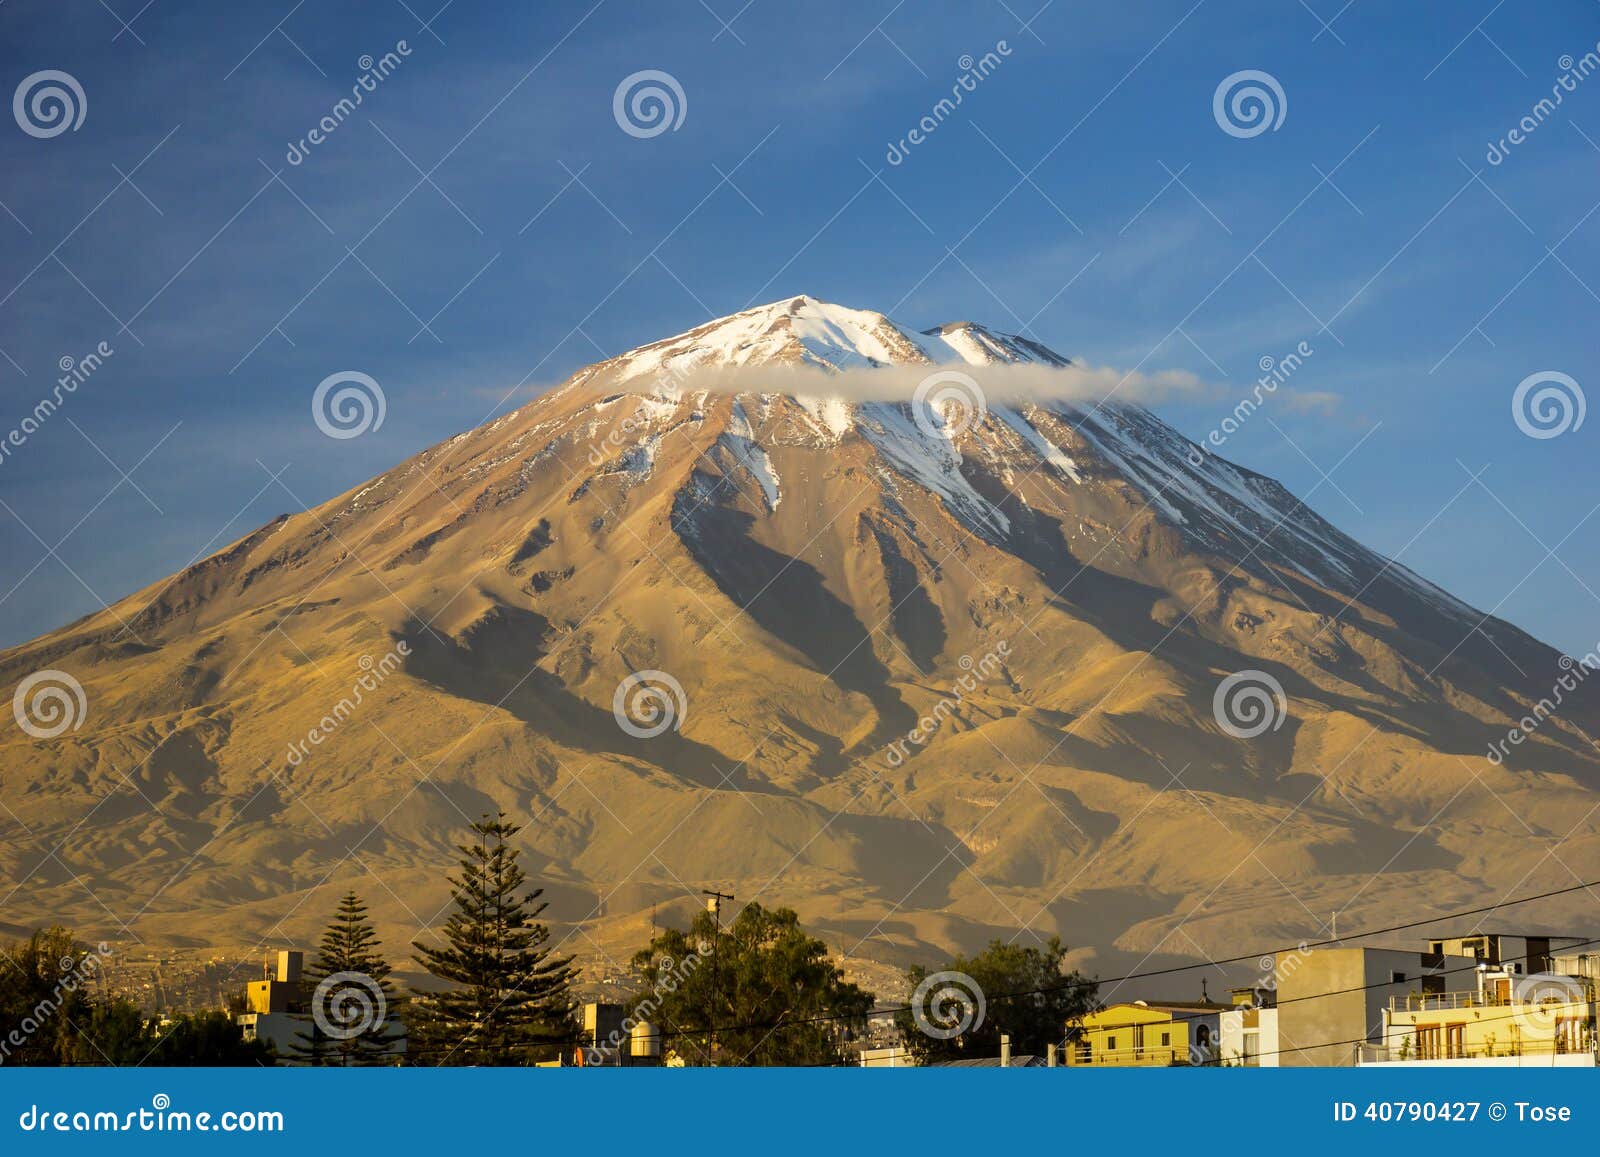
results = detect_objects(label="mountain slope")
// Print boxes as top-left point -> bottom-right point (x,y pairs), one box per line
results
3,295 -> 1597,983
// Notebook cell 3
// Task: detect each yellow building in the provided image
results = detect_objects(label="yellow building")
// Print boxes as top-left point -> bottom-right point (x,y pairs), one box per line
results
1374,969 -> 1596,1065
1066,1000 -> 1226,1067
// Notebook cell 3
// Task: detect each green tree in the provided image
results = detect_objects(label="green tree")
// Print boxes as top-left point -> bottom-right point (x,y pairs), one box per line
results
630,902 -> 872,1066
410,813 -> 574,1065
69,998 -> 150,1065
142,1011 -> 275,1066
897,936 -> 1098,1064
291,892 -> 405,1065
0,928 -> 101,1066
68,1001 -> 273,1066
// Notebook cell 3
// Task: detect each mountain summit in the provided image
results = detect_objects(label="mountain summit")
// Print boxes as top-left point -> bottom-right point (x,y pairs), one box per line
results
3,296 -> 1596,974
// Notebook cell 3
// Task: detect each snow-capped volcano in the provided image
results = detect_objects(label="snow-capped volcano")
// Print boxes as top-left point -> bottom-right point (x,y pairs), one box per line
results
3,295 -> 1597,977
562,294 -> 1476,631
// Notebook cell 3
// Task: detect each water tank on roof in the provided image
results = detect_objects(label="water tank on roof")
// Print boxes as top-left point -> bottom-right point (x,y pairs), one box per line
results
632,1021 -> 661,1058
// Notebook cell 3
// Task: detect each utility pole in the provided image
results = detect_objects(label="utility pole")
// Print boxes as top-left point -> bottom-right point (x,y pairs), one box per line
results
703,889 -> 734,1063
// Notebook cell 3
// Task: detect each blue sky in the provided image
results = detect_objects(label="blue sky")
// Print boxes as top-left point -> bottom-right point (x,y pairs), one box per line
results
0,0 -> 1596,655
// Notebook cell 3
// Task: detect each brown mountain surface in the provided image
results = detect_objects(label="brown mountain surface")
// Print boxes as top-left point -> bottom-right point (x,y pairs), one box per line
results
3,295 -> 1597,988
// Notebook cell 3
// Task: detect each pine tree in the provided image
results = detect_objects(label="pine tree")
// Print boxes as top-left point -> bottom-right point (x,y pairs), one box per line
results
410,813 -> 574,1065
290,892 -> 404,1065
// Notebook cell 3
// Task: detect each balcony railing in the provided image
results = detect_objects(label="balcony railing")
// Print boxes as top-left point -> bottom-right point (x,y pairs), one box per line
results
1361,1040 -> 1594,1064
1390,988 -> 1594,1012
1068,1047 -> 1192,1067
1390,991 -> 1506,1011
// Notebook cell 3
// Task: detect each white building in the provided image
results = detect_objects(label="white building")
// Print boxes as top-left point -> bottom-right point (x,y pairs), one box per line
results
1218,1003 -> 1279,1067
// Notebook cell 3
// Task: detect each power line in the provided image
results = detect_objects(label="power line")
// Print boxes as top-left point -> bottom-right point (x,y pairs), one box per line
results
596,876 -> 1600,1048
51,877 -> 1600,1066
394,876 -> 1600,1062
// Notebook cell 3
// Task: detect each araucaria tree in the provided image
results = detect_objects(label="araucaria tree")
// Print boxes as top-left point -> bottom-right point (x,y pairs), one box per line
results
631,902 -> 872,1066
290,892 -> 404,1065
411,813 -> 574,1065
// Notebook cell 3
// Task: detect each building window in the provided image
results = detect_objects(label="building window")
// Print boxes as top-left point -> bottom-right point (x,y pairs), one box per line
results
1391,971 -> 1406,984
1106,1036 -> 1117,1052
1160,1032 -> 1170,1046
1416,1025 -> 1441,1060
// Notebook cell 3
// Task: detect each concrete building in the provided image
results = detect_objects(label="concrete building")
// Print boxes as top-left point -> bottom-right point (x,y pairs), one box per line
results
538,1002 -> 665,1067
1428,933 -> 1586,974
236,948 -> 404,1063
237,950 -> 309,1056
1218,988 -> 1279,1067
1361,963 -> 1596,1066
1274,946 -> 1476,1066
858,1045 -> 916,1067
1066,1000 -> 1227,1066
